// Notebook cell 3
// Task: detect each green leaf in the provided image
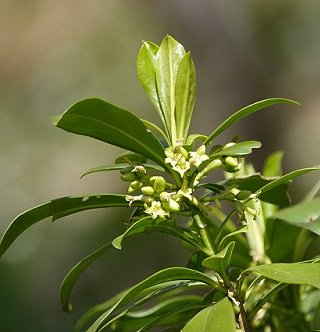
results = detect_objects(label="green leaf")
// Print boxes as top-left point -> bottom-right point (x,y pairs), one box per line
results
175,52 -> 196,139
271,197 -> 320,235
197,183 -> 224,194
142,119 -> 169,145
205,98 -> 299,145
154,35 -> 186,142
76,281 -> 203,332
54,98 -> 168,169
0,194 -> 137,257
185,134 -> 208,146
87,267 -> 221,332
62,215 -> 206,315
262,150 -> 284,177
81,163 -> 164,178
112,216 -> 205,251
265,219 -> 301,262
214,141 -> 262,156
61,215 -> 202,313
219,226 -> 248,250
181,297 -> 236,332
137,303 -> 205,332
81,163 -> 130,178
114,152 -> 147,164
223,174 -> 290,207
137,41 -> 167,134
202,242 -> 235,277
246,262 -> 320,289
115,295 -> 203,332
60,242 -> 113,312
256,166 -> 320,197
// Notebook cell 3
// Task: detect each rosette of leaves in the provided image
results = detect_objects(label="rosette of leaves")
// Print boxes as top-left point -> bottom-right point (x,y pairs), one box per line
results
1,35 -> 320,332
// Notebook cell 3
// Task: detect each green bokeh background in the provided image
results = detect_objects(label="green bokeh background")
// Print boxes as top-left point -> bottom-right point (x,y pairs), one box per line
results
1,1 -> 320,330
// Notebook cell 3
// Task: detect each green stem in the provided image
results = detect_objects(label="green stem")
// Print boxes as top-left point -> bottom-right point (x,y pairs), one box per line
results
193,213 -> 214,256
229,287 -> 252,332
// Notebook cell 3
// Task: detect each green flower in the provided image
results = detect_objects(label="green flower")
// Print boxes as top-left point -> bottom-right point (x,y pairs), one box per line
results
177,187 -> 193,201
189,145 -> 209,167
165,148 -> 191,178
145,201 -> 169,219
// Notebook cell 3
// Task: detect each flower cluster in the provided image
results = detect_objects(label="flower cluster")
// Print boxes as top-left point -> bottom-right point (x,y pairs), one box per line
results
122,164 -> 181,219
164,144 -> 209,178
123,143 -> 250,220
122,144 -> 211,219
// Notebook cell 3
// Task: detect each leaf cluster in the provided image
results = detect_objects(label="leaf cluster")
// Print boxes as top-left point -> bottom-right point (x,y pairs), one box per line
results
1,36 -> 320,332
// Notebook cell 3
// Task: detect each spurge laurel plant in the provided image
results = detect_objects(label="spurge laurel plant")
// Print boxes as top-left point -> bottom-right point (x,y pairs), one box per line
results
1,35 -> 320,332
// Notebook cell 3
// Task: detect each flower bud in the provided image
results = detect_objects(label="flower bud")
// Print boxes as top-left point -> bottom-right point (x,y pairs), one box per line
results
236,190 -> 252,200
159,191 -> 170,201
120,172 -> 136,182
162,199 -> 180,212
150,176 -> 166,193
141,186 -> 155,196
223,157 -> 241,173
225,156 -> 238,168
131,180 -> 142,189
132,165 -> 147,174
128,186 -> 136,193
120,167 -> 133,175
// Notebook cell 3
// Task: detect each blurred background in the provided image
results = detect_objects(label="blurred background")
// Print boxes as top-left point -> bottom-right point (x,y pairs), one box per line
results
1,1 -> 320,330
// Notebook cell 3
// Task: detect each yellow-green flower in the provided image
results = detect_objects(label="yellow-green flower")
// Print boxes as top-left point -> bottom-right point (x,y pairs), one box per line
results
145,201 -> 169,219
189,145 -> 209,167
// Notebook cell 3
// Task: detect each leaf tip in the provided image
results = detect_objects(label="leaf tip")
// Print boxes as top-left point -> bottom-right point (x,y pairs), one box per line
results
62,301 -> 73,313
52,114 -> 62,127
112,236 -> 123,250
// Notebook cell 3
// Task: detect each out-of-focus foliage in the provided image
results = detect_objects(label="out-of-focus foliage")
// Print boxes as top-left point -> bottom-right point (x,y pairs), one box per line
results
1,1 -> 320,331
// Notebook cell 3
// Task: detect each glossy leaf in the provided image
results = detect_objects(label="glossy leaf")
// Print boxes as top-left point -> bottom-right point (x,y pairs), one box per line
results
53,98 -> 168,169
115,151 -> 147,164
219,226 -> 248,250
61,216 -> 205,313
202,242 -> 235,277
256,166 -> 320,197
223,174 -> 290,207
175,52 -> 196,139
265,218 -> 301,262
197,183 -> 224,194
115,295 -> 203,332
112,216 -> 205,251
185,134 -> 208,146
271,197 -> 320,235
154,35 -> 186,142
137,303 -> 205,332
205,98 -> 299,145
262,150 -> 284,177
87,267 -> 221,332
81,163 -> 164,178
61,219 -> 180,313
182,297 -> 236,332
76,281 -> 203,332
214,141 -> 262,156
137,41 -> 165,129
246,262 -> 320,289
0,194 -> 137,257
142,119 -> 169,145
60,242 -> 113,312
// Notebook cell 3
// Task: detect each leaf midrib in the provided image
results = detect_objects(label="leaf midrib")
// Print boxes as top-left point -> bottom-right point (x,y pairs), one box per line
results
61,113 -> 166,167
